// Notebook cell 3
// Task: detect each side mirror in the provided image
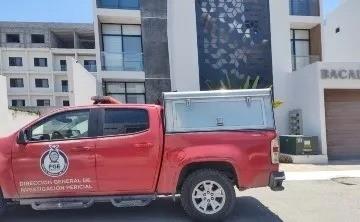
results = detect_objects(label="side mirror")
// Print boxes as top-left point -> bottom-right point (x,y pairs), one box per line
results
17,130 -> 28,145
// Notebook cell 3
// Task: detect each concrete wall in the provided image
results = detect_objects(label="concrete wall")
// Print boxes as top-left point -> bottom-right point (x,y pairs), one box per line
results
0,75 -> 9,136
324,0 -> 360,62
289,63 -> 323,149
69,58 -> 96,106
167,0 -> 200,92
269,0 -> 293,134
0,75 -> 38,137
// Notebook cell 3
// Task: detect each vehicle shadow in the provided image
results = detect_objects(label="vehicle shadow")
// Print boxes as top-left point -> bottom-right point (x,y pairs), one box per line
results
3,196 -> 282,222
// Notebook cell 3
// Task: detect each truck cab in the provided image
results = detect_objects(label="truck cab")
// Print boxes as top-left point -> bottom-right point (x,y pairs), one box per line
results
0,89 -> 284,221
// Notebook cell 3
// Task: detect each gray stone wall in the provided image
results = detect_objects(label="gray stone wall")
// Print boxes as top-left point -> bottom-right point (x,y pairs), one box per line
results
140,0 -> 171,104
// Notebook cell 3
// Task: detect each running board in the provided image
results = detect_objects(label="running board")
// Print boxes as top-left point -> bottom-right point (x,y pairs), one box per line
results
19,195 -> 156,211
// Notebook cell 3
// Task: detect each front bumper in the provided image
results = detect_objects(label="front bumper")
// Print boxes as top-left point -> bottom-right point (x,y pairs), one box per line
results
269,171 -> 285,191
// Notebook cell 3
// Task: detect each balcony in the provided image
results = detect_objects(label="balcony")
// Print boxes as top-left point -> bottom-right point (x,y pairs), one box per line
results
292,55 -> 320,71
96,0 -> 140,10
84,64 -> 97,72
101,52 -> 143,71
62,85 -> 69,93
289,0 -> 320,16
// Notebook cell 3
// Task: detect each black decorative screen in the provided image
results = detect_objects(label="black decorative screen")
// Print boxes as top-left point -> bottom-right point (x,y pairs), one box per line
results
196,0 -> 273,90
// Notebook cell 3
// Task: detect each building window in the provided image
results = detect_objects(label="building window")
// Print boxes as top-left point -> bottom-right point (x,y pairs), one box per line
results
34,58 -> 48,67
84,60 -> 97,72
6,34 -> 20,43
11,100 -> 26,107
291,29 -> 311,71
36,99 -> 51,107
60,60 -> 67,71
101,24 -> 143,71
61,80 -> 68,92
104,82 -> 145,104
289,0 -> 320,16
9,57 -> 23,67
63,100 -> 70,107
31,34 -> 45,43
335,27 -> 340,33
10,78 -> 24,88
35,79 -> 49,88
96,0 -> 140,10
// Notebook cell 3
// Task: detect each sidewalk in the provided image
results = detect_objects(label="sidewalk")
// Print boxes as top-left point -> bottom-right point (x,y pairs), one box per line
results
280,161 -> 360,181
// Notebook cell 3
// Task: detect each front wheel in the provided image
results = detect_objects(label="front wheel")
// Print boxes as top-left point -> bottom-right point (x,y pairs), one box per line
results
0,192 -> 6,216
180,169 -> 236,221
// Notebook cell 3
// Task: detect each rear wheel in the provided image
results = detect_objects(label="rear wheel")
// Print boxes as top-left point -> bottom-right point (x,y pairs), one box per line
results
180,169 -> 235,221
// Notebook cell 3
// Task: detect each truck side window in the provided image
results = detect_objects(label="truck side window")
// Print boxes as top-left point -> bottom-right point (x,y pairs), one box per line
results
103,109 -> 149,136
28,110 -> 90,141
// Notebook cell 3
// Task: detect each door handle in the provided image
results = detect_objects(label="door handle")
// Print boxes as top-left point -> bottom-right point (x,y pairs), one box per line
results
71,146 -> 92,152
134,143 -> 154,149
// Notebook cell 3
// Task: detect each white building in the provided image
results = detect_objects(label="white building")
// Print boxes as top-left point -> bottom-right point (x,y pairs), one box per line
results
286,0 -> 360,161
323,0 -> 360,62
92,0 -> 334,161
93,0 -> 170,104
1,0 -> 358,161
0,22 -> 97,107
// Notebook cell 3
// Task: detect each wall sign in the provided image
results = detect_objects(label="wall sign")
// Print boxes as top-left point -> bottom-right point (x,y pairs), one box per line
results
321,69 -> 360,80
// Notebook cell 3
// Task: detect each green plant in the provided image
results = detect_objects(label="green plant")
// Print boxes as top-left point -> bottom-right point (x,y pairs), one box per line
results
273,100 -> 284,109
205,75 -> 284,109
207,74 -> 260,90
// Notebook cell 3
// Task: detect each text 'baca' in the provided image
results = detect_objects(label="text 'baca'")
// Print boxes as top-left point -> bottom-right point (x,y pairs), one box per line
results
321,69 -> 360,80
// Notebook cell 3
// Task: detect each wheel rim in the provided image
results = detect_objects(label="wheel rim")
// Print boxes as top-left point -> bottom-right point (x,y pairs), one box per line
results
191,180 -> 226,215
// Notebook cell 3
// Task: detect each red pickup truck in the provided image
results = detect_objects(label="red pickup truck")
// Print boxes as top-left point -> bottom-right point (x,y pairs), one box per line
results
0,89 -> 284,221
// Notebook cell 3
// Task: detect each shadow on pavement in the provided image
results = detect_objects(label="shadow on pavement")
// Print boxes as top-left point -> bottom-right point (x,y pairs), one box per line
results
3,196 -> 282,222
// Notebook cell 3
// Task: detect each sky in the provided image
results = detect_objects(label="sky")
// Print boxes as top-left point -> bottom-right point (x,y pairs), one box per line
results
0,0 -> 341,23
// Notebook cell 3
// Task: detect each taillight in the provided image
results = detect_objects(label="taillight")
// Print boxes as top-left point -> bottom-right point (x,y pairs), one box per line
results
271,137 -> 280,164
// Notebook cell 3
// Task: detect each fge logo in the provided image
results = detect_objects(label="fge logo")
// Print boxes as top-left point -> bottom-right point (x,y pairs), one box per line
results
40,145 -> 69,177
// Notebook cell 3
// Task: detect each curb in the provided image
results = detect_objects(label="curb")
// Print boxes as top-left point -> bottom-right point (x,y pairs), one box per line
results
285,170 -> 360,181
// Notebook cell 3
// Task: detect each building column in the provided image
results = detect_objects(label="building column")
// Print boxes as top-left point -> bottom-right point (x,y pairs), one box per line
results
140,0 -> 171,104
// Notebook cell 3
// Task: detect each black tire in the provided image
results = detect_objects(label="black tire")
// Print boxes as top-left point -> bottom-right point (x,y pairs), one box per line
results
180,169 -> 236,221
0,192 -> 6,216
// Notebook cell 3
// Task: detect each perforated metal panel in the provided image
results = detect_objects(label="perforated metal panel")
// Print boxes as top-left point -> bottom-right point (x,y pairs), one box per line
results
195,0 -> 273,90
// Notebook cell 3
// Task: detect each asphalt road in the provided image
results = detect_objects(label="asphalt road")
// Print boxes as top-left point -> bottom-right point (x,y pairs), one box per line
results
3,178 -> 360,222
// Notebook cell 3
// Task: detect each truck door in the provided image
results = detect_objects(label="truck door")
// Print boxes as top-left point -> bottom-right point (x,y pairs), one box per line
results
12,109 -> 98,198
95,107 -> 162,193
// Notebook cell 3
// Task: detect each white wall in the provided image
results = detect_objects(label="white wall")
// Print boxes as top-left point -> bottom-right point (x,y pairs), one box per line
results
0,75 -> 38,137
269,0 -> 293,134
0,75 -> 9,136
167,0 -> 200,92
289,63 -> 323,150
69,58 -> 96,106
288,62 -> 360,156
324,0 -> 360,62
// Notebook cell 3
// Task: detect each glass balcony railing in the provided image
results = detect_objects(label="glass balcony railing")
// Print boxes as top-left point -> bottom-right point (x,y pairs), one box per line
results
96,0 -> 140,9
101,52 -> 144,71
289,0 -> 320,16
62,86 -> 69,93
84,64 -> 97,72
60,65 -> 67,71
292,55 -> 321,71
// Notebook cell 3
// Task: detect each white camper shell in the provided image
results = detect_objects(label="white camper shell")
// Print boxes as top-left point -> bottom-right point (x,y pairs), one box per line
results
163,89 -> 275,133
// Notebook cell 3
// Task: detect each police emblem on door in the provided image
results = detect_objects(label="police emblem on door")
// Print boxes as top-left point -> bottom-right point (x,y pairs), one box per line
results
40,145 -> 69,177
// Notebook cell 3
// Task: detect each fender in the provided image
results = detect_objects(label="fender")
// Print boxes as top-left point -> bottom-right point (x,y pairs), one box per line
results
156,144 -> 246,194
0,133 -> 19,199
